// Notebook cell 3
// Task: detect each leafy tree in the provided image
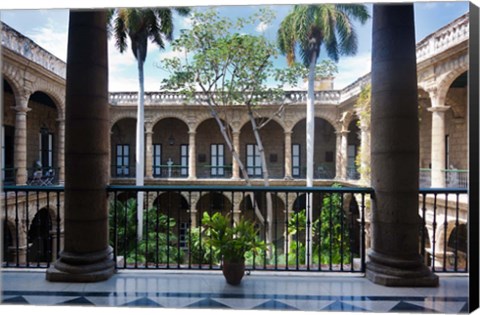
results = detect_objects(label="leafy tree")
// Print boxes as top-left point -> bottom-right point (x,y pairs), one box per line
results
354,83 -> 371,183
161,9 -> 300,250
109,7 -> 190,239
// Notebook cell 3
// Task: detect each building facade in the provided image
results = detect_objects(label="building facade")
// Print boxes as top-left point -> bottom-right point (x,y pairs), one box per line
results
1,13 -> 469,270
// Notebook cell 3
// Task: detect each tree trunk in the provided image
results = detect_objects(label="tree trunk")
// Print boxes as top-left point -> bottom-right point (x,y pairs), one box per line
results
305,52 -> 317,265
136,49 -> 145,241
247,107 -> 273,254
207,104 -> 265,223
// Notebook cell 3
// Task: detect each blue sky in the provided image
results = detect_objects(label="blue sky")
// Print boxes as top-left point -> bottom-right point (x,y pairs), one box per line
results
0,1 -> 470,91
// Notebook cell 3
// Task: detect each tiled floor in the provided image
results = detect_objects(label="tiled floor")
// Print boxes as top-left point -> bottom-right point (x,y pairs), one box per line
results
0,270 -> 469,313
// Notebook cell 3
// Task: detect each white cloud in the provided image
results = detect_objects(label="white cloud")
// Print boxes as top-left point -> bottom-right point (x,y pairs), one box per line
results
334,53 -> 371,89
28,18 -> 68,61
256,21 -> 270,33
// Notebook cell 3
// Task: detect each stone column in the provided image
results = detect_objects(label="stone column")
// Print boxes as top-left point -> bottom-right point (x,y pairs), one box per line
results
428,101 -> 450,188
56,119 -> 65,184
188,131 -> 197,179
13,95 -> 30,185
284,131 -> 292,179
232,131 -> 240,179
46,10 -> 114,282
145,127 -> 153,179
366,4 -> 438,286
359,123 -> 371,184
335,130 -> 349,179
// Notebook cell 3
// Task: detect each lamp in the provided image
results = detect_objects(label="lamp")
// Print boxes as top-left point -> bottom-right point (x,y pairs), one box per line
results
168,134 -> 175,146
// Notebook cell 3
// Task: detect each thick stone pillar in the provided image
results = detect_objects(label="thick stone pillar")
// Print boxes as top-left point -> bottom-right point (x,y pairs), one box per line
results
57,119 -> 65,184
188,131 -> 197,179
46,10 -> 114,282
366,4 -> 438,286
428,100 -> 449,188
145,128 -> 153,179
335,130 -> 348,179
13,95 -> 30,185
284,131 -> 292,179
232,131 -> 240,179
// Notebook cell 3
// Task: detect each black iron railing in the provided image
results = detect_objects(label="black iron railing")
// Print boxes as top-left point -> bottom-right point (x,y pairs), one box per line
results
2,186 -> 64,268
1,185 -> 468,274
106,185 -> 372,272
419,188 -> 468,273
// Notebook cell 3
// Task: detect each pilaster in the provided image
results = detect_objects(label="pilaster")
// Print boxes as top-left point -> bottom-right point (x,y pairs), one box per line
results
284,131 -> 292,179
188,131 -> 197,179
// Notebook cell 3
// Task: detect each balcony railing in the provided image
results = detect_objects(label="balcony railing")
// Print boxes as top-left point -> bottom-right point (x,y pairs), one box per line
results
2,185 -> 468,274
419,168 -> 469,188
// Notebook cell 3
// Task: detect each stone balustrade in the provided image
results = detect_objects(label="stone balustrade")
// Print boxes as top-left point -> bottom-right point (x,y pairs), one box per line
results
416,13 -> 469,63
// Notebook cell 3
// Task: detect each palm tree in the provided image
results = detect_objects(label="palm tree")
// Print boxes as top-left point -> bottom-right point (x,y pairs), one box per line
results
109,7 -> 190,239
277,4 -> 369,263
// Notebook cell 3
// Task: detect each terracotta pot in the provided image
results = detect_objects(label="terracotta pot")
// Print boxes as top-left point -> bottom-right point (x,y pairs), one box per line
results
222,259 -> 245,285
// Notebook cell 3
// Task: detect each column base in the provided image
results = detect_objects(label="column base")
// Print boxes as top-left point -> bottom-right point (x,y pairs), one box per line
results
366,250 -> 438,287
46,247 -> 115,282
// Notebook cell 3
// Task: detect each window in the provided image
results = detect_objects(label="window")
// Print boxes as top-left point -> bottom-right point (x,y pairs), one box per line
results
153,144 -> 162,177
116,144 -> 130,176
180,144 -> 189,176
39,132 -> 54,169
347,145 -> 358,179
246,144 -> 262,177
211,144 -> 225,176
292,144 -> 301,177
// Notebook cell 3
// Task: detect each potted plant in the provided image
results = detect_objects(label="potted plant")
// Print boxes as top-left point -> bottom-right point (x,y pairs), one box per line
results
202,212 -> 265,285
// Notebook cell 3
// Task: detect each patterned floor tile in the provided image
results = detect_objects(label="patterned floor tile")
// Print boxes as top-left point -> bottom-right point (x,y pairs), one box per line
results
275,298 -> 334,311
152,296 -> 204,308
121,296 -> 163,307
56,297 -> 95,306
186,297 -> 231,309
212,297 -> 270,309
407,300 -> 469,313
342,300 -> 400,312
1,296 -> 30,305
24,295 -> 83,306
253,299 -> 299,310
389,301 -> 438,313
321,300 -> 368,312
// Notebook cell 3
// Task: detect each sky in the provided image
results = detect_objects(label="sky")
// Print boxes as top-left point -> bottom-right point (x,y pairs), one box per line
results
0,1 -> 470,92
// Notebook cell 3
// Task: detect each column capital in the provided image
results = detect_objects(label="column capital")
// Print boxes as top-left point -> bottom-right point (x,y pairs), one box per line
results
427,106 -> 450,113
145,130 -> 154,135
188,130 -> 197,136
284,130 -> 293,136
12,106 -> 31,114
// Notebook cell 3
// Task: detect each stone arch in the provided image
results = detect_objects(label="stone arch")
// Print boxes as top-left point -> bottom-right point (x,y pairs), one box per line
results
239,192 -> 286,248
27,207 -> 55,264
110,112 -> 138,129
291,117 -> 337,179
30,84 -> 65,119
150,114 -> 190,130
152,192 -> 190,225
290,112 -> 338,131
195,192 -> 233,216
435,57 -> 469,106
2,62 -> 29,98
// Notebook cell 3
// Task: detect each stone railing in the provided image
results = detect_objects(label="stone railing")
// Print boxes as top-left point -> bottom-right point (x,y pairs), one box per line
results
416,13 -> 469,63
109,90 -> 342,106
1,22 -> 66,78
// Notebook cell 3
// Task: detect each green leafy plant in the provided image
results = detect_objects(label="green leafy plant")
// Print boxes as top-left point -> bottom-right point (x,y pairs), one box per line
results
109,198 -> 183,265
201,212 -> 266,263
